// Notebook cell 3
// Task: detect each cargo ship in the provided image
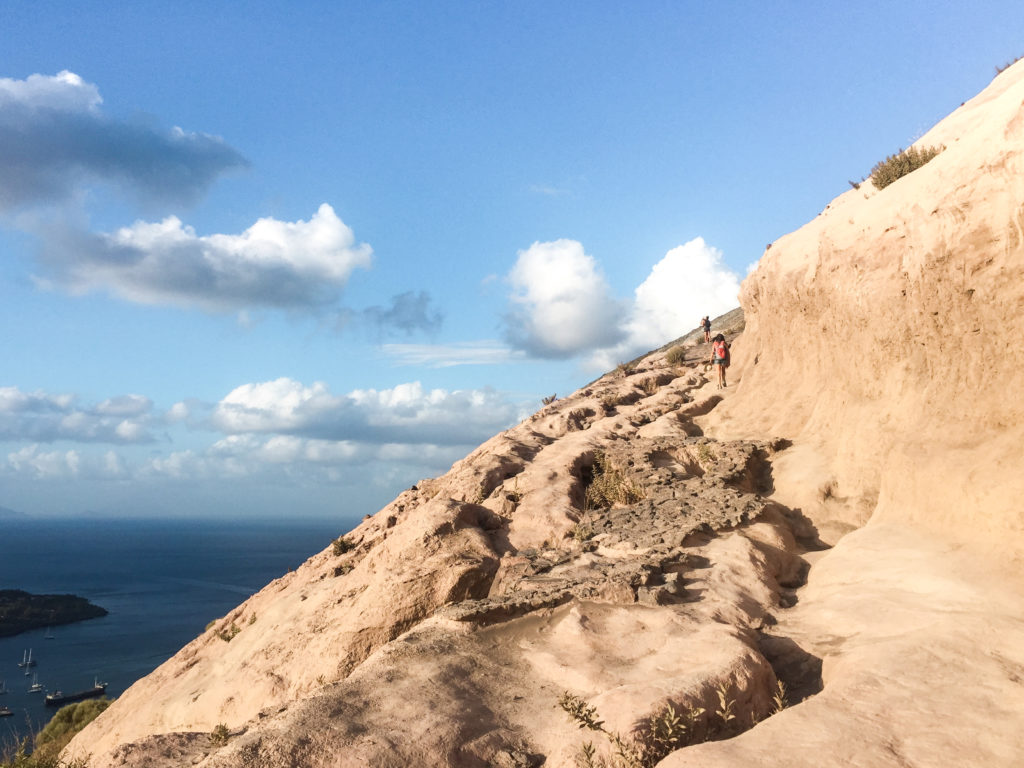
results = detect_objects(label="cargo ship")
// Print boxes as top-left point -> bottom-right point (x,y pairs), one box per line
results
44,679 -> 107,707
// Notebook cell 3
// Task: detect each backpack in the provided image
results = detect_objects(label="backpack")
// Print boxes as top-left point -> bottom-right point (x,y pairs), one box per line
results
714,340 -> 730,365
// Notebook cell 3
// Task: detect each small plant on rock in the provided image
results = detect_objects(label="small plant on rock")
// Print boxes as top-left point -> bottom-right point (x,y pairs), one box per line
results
542,394 -> 558,405
638,378 -> 660,396
332,536 -> 355,556
995,55 -> 1022,76
772,679 -> 787,713
869,145 -> 942,190
218,622 -> 241,642
696,443 -> 717,467
209,723 -> 231,746
559,692 -> 707,768
572,520 -> 596,543
585,452 -> 645,509
665,347 -> 686,367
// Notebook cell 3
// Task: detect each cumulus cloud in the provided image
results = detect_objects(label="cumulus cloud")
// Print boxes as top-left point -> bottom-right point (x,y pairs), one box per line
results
587,237 -> 741,369
35,203 -> 373,311
0,71 -> 246,209
6,445 -> 82,478
0,386 -> 155,443
212,377 -> 519,446
504,239 -> 625,358
497,237 -> 740,368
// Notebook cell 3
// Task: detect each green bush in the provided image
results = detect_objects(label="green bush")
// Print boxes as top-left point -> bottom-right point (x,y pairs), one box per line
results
869,145 -> 942,190
0,699 -> 108,766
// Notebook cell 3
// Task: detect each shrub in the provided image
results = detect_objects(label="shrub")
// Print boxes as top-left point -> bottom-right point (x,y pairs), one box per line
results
869,145 -> 942,190
332,536 -> 355,556
665,347 -> 686,367
209,723 -> 231,746
8,699 -> 111,765
218,623 -> 241,642
542,394 -> 557,405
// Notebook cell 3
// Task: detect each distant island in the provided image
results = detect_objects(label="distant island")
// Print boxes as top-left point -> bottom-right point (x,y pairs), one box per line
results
0,589 -> 108,637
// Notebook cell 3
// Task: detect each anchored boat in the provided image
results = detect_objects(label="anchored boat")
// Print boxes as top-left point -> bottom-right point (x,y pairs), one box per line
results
45,678 -> 107,707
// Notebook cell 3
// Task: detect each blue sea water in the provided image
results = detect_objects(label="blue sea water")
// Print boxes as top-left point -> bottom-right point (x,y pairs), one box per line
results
0,516 -> 345,749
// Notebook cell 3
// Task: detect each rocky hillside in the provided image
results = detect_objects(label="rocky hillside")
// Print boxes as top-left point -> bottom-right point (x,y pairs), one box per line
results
67,61 -> 1024,768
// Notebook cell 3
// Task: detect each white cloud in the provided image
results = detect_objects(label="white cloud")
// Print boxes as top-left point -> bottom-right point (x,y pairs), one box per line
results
166,402 -> 191,422
212,377 -> 519,445
504,239 -> 625,357
0,386 -> 156,443
0,70 -> 101,112
38,204 -> 372,312
0,70 -> 246,209
498,237 -> 740,368
6,445 -> 82,478
382,341 -> 527,368
586,237 -> 741,369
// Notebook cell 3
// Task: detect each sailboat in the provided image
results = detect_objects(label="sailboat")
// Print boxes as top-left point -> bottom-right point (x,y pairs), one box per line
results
44,626 -> 55,639
27,674 -> 44,693
17,648 -> 37,669
0,679 -> 7,695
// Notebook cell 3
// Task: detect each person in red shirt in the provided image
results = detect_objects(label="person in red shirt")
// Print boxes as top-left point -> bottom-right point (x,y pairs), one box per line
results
710,334 -> 730,389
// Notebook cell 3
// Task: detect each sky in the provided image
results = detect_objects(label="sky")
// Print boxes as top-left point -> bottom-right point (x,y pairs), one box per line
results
0,1 -> 1019,522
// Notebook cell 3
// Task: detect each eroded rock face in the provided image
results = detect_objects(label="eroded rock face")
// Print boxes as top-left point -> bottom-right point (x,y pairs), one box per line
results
67,311 -> 814,768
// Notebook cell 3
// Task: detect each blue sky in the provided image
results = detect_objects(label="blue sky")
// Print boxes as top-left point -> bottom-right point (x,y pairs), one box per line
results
0,1 -> 1019,521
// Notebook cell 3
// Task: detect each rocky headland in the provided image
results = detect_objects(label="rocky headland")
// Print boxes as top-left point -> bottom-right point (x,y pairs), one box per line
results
0,590 -> 107,638
66,60 -> 1024,767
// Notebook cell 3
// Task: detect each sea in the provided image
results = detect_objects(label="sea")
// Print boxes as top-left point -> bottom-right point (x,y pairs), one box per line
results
0,515 -> 347,749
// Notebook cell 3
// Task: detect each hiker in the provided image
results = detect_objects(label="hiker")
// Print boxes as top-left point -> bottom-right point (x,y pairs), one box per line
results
710,333 -> 730,389
701,316 -> 711,343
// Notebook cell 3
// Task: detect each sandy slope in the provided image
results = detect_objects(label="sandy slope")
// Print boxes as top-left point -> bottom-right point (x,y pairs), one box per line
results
66,60 -> 1024,767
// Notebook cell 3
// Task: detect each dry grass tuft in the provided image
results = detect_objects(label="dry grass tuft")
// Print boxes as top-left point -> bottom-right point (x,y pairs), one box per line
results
665,346 -> 687,367
585,452 -> 645,509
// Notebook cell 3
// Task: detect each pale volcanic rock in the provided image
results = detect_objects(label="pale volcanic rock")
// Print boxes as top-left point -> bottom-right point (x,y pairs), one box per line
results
675,60 -> 1024,767
68,321 -> 802,768
67,61 -> 1024,768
